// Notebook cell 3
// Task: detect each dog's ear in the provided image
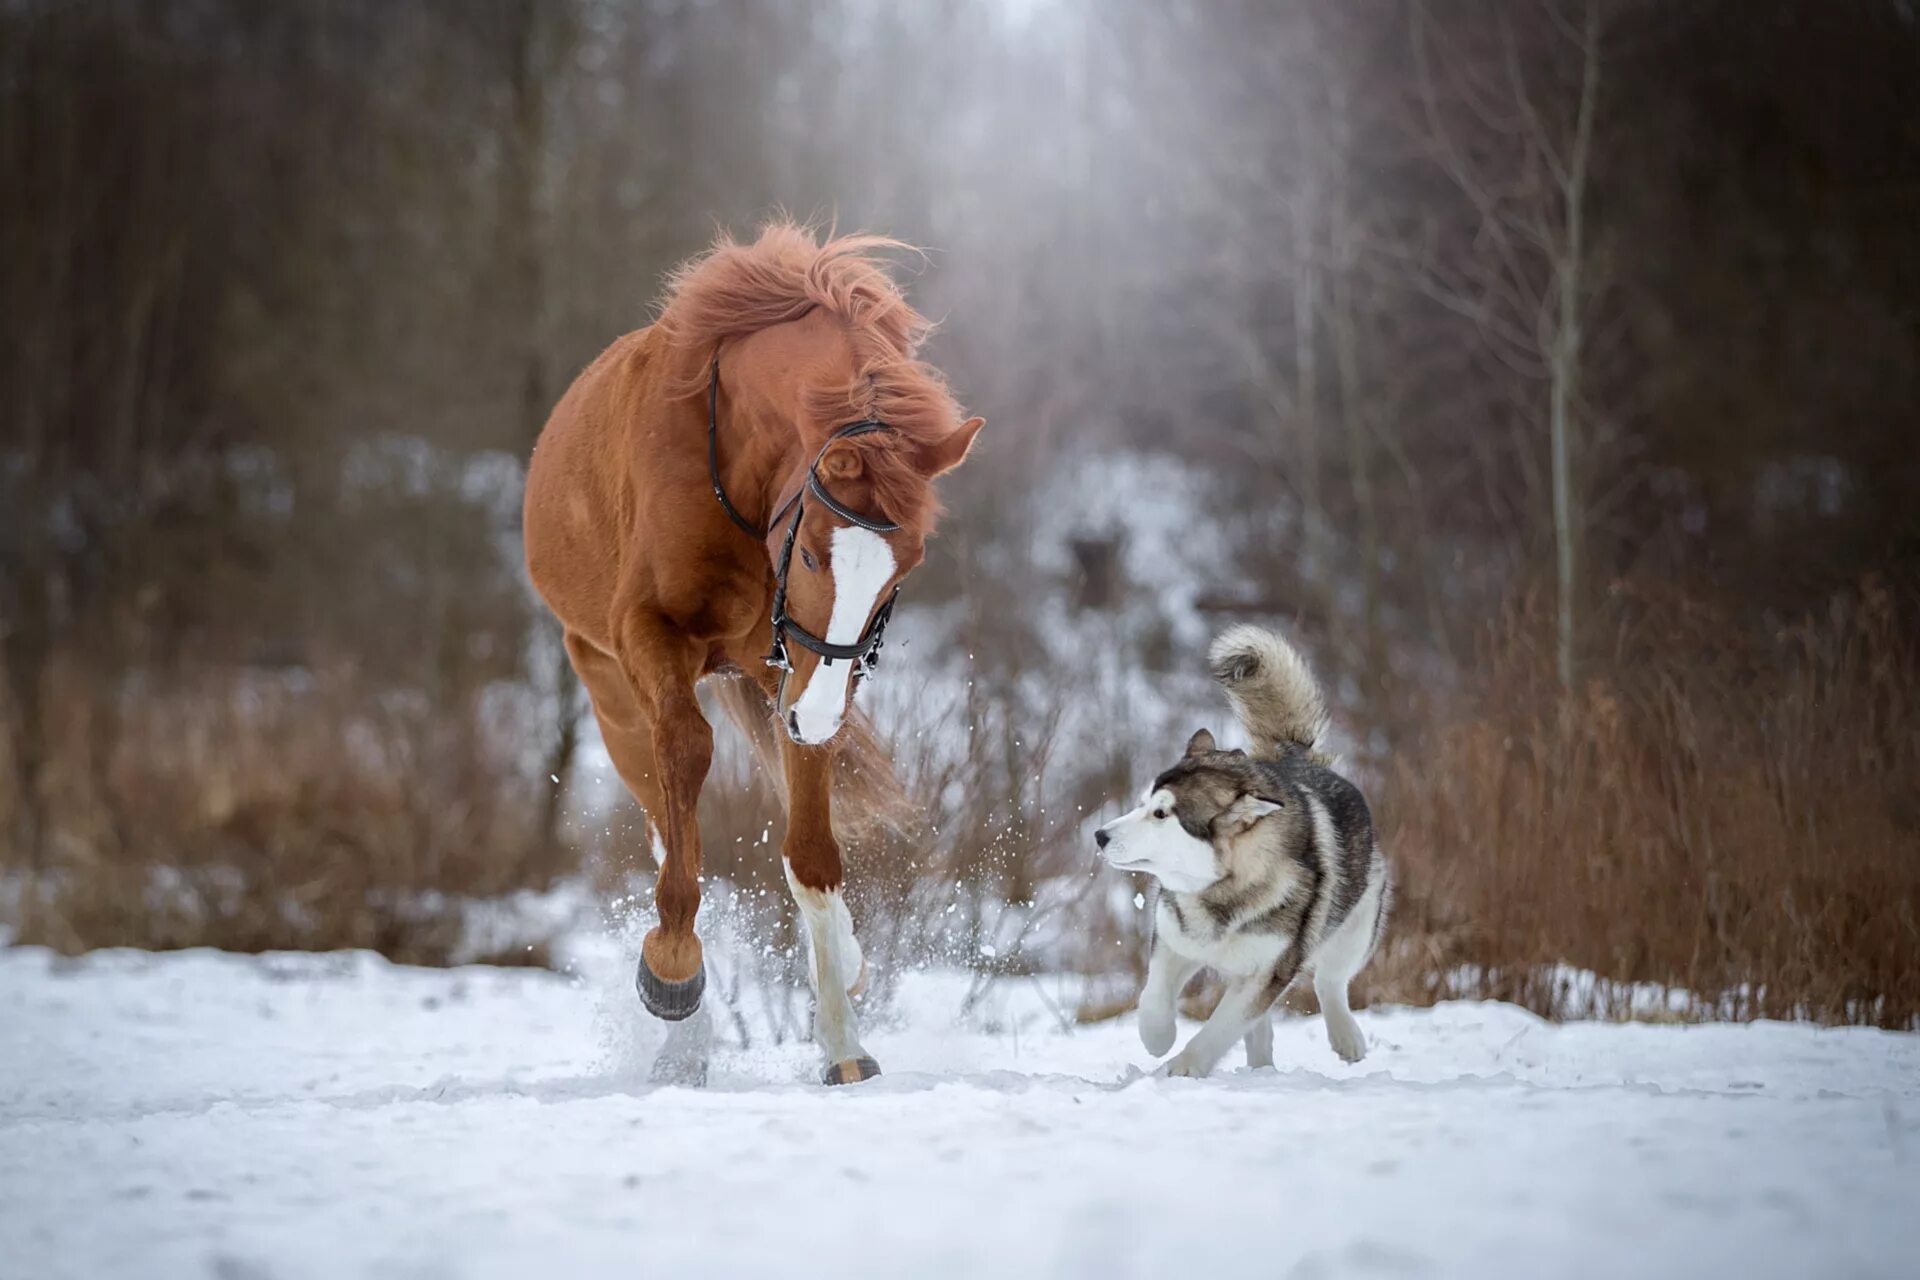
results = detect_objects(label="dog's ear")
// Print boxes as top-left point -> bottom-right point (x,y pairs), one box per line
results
1184,727 -> 1216,757
1218,792 -> 1283,833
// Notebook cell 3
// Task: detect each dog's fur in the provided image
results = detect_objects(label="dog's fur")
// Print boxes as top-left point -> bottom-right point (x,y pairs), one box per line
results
1095,625 -> 1392,1077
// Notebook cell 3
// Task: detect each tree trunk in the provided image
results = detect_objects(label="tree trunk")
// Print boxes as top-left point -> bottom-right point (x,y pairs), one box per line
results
1292,203 -> 1322,545
496,0 -> 581,857
1551,0 -> 1601,692
2,572 -> 51,941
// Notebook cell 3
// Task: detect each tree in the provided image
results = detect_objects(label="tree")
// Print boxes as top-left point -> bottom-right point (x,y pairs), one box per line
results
1405,0 -> 1608,689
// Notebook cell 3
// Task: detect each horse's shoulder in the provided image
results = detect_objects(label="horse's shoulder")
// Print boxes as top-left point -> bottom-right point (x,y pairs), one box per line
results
526,327 -> 678,628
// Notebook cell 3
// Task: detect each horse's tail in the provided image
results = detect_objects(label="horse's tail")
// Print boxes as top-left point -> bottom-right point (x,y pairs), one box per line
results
708,672 -> 919,843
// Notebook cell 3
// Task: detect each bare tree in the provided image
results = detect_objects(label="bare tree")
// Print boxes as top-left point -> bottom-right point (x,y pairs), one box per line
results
1405,0 -> 1608,689
485,0 -> 584,852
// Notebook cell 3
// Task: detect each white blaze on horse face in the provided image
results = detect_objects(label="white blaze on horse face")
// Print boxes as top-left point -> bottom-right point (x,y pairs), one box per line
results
786,523 -> 895,745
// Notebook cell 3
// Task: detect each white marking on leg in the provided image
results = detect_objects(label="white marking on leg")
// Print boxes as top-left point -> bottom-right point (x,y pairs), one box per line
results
782,859 -> 867,1065
786,525 -> 895,745
648,821 -> 668,870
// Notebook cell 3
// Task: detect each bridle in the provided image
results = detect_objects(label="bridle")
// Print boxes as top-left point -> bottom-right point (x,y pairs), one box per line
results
706,355 -> 903,687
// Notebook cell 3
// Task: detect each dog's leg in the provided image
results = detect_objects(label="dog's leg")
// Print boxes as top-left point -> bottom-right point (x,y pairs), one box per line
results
1242,1010 -> 1274,1069
1138,938 -> 1201,1058
1314,971 -> 1365,1064
1162,973 -> 1283,1078
1311,879 -> 1384,1064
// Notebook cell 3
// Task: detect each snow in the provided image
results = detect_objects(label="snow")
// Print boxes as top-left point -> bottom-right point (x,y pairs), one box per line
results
3,944 -> 1917,1279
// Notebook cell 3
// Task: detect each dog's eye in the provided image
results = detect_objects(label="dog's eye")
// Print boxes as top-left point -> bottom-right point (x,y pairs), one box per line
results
800,548 -> 819,572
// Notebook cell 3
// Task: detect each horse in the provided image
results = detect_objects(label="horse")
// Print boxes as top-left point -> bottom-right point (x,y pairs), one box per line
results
523,223 -> 983,1085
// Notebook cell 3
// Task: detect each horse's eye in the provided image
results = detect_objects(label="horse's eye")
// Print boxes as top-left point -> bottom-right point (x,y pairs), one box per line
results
800,548 -> 819,572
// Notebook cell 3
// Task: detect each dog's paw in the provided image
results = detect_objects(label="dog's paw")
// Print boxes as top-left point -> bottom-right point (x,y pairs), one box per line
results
1158,1052 -> 1212,1079
1326,1018 -> 1367,1064
1138,1010 -> 1177,1057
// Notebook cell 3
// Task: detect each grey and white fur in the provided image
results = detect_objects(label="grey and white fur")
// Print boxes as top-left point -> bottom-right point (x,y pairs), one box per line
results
1095,625 -> 1392,1077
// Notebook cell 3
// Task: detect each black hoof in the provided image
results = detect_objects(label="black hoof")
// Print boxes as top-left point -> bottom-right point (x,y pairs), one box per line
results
821,1056 -> 882,1086
637,959 -> 704,1022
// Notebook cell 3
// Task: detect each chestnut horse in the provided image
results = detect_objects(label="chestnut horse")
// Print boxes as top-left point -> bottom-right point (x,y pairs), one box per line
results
524,224 -> 982,1085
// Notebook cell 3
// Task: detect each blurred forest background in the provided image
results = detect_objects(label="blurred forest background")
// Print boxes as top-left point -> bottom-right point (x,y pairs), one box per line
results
3,0 -> 1917,1028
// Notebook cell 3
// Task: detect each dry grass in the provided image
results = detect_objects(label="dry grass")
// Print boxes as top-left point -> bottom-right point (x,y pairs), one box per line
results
585,578 -> 1920,1034
2,661 -> 573,965
14,571 -> 1915,1037
1373,577 -> 1920,1028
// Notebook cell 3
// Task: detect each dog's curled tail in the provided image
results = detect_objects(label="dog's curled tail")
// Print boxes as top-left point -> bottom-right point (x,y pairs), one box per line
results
1208,624 -> 1329,752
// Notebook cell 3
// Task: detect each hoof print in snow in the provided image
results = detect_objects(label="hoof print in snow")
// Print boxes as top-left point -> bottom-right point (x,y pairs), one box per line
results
649,1003 -> 712,1087
636,959 -> 705,1022
648,1054 -> 708,1089
821,1056 -> 881,1086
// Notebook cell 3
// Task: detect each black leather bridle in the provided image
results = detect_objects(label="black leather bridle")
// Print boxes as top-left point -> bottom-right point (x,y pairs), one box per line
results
707,356 -> 902,685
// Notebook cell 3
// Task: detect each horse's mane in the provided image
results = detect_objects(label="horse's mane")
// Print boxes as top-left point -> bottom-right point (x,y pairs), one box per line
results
656,221 -> 965,531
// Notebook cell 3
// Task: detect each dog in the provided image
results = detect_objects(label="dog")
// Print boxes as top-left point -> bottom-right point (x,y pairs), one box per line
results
1094,625 -> 1392,1077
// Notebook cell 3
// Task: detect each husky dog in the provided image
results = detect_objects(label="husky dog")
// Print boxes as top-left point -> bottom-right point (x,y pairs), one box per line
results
1094,625 -> 1391,1077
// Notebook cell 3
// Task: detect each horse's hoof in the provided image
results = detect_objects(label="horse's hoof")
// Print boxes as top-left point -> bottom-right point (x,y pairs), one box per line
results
821,1056 -> 882,1086
637,958 -> 704,1022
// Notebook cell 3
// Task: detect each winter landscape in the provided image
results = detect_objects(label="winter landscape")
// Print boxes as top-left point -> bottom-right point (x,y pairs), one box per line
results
7,940 -> 1918,1280
5,2 -> 1919,1278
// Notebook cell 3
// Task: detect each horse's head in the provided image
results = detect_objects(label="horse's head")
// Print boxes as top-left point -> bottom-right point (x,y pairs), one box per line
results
774,415 -> 983,745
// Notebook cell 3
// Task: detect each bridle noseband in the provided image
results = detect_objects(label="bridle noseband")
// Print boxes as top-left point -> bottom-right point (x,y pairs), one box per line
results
707,357 -> 903,686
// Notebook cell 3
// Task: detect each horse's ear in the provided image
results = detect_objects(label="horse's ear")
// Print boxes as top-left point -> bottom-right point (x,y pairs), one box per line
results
819,442 -> 864,481
920,417 -> 984,477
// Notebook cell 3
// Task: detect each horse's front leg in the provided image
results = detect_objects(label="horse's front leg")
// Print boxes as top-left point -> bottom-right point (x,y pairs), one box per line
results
617,613 -> 713,1028
780,734 -> 878,1085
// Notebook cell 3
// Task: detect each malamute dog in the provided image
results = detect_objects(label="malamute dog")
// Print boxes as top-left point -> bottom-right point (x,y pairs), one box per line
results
1095,625 -> 1391,1077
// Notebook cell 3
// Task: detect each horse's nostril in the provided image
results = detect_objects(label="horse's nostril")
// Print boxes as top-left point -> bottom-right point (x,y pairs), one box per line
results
1095,828 -> 1110,849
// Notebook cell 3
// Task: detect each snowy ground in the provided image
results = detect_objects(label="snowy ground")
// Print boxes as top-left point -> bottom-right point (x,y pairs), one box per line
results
3,945 -> 1917,1280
